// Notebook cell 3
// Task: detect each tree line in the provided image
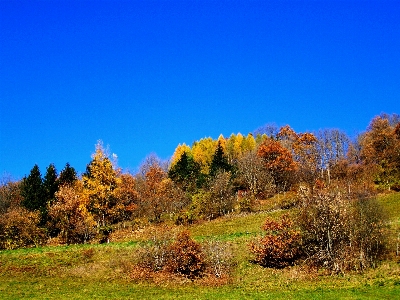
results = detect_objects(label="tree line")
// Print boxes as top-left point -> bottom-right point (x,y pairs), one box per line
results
0,113 -> 399,260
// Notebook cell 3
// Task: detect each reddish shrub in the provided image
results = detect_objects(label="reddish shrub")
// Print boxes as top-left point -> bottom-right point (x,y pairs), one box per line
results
249,214 -> 301,268
166,230 -> 206,279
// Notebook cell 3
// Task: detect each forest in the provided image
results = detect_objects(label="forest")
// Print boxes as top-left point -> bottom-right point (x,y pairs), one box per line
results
1,113 -> 400,284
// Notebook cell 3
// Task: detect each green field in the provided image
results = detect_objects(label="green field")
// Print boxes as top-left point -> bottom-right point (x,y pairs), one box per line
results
1,193 -> 400,299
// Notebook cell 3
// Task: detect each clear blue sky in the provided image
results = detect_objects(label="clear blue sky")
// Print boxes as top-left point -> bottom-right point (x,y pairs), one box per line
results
1,0 -> 399,179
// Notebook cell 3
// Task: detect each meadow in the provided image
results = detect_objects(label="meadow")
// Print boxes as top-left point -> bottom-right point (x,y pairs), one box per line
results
1,192 -> 399,299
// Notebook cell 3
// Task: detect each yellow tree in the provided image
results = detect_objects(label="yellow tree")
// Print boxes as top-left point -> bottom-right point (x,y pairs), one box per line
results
49,181 -> 96,244
243,133 -> 256,153
82,141 -> 120,227
192,137 -> 217,174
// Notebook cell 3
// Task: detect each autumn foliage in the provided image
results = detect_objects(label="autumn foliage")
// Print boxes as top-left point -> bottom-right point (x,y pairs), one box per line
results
249,214 -> 301,268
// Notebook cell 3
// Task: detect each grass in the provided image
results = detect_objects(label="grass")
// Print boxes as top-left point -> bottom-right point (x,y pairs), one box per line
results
1,192 -> 400,299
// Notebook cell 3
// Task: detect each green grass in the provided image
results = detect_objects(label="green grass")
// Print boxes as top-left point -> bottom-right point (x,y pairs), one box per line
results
1,192 -> 400,299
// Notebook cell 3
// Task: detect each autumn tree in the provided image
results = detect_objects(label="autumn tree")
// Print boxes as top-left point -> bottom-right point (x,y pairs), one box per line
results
170,143 -> 192,167
360,114 -> 400,189
293,132 -> 320,189
236,150 -> 275,197
48,181 -> 96,244
257,138 -> 297,192
112,173 -> 139,222
83,141 -> 119,227
137,155 -> 186,222
0,178 -> 23,214
192,137 -> 217,174
0,207 -> 46,250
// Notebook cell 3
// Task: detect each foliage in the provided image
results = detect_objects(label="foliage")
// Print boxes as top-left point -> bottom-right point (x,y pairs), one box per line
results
249,214 -> 302,268
48,182 -> 96,244
168,151 -> 202,191
257,138 -> 297,192
297,186 -> 387,273
20,164 -> 45,212
209,141 -> 233,177
0,206 -> 46,250
0,179 -> 22,214
360,113 -> 400,189
236,150 -> 275,198
83,140 -> 119,226
191,172 -> 235,220
165,230 -> 206,279
58,162 -> 78,187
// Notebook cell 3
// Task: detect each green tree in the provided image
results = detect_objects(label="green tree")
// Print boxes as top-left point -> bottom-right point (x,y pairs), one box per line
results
21,164 -> 46,212
168,151 -> 202,191
209,141 -> 232,177
43,164 -> 58,204
58,163 -> 77,187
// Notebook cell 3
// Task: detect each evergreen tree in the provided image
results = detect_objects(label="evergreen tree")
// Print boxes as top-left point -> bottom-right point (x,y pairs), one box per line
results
21,164 -> 45,212
210,141 -> 232,177
43,163 -> 58,204
168,151 -> 201,191
58,163 -> 77,187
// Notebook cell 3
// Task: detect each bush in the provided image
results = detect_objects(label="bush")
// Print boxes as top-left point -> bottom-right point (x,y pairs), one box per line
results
134,229 -> 207,280
165,230 -> 206,279
202,240 -> 234,278
297,187 -> 387,273
249,214 -> 302,268
0,207 -> 46,250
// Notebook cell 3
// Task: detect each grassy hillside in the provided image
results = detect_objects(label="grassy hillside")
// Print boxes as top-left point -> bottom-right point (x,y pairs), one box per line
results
1,193 -> 399,299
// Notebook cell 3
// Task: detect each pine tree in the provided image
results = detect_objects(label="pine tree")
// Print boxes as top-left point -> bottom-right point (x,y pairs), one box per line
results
168,151 -> 201,191
43,163 -> 58,204
210,141 -> 232,177
58,163 -> 77,187
21,164 -> 45,212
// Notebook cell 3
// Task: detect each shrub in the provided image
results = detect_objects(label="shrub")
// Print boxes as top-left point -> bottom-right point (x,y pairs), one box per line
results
202,240 -> 234,278
0,207 -> 46,250
297,187 -> 387,273
249,214 -> 302,268
166,230 -> 206,279
135,226 -> 173,272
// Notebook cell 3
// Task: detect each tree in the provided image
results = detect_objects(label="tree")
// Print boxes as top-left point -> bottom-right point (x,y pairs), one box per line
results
43,164 -> 58,204
192,137 -> 217,174
83,141 -> 119,227
316,129 -> 349,184
236,150 -> 275,197
0,178 -> 23,214
21,164 -> 46,212
257,138 -> 297,192
58,163 -> 77,187
209,141 -> 232,177
293,132 -> 320,189
0,207 -> 46,250
170,143 -> 192,167
168,151 -> 202,191
49,181 -> 96,244
112,173 -> 139,222
360,114 -> 400,189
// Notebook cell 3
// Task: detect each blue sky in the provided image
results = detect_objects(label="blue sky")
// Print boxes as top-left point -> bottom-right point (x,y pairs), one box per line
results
1,0 -> 399,179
